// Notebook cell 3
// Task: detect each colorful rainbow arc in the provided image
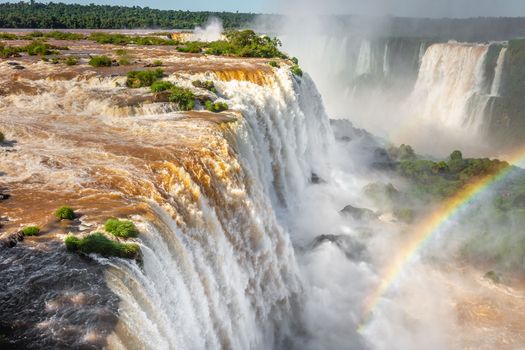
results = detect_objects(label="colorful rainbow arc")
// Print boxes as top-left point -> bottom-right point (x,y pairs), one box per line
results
357,146 -> 525,332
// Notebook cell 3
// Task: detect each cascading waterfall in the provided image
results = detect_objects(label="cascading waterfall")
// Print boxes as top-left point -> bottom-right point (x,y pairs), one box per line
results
0,64 -> 334,349
408,42 -> 491,131
98,71 -> 334,349
490,47 -> 508,97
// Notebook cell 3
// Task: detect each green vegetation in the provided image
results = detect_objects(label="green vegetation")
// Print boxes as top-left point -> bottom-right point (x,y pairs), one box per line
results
152,60 -> 163,67
65,56 -> 78,65
0,3 -> 256,29
0,32 -> 17,40
396,149 -> 509,200
177,41 -> 206,53
88,32 -> 177,46
389,144 -> 416,161
114,49 -> 127,56
0,40 -> 66,58
205,100 -> 229,113
64,233 -> 140,260
204,30 -> 286,58
104,218 -> 139,238
89,55 -> 112,67
168,86 -> 196,111
268,60 -> 280,68
118,57 -> 131,66
192,80 -> 217,93
22,31 -> 85,41
291,65 -> 303,77
291,57 -> 299,65
55,206 -> 76,220
0,43 -> 20,58
126,68 -> 164,88
21,226 -> 40,236
150,80 -> 174,92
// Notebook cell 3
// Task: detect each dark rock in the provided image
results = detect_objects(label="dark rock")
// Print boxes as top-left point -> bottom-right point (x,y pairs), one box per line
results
340,205 -> 378,221
311,234 -> 368,261
12,65 -> 25,70
1,231 -> 24,248
153,91 -> 171,103
484,271 -> 501,284
0,193 -> 10,201
7,61 -> 20,66
310,172 -> 325,184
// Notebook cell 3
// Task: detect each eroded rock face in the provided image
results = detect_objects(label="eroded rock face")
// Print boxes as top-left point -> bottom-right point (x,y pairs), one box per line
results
310,234 -> 368,262
340,204 -> 378,221
0,241 -> 119,350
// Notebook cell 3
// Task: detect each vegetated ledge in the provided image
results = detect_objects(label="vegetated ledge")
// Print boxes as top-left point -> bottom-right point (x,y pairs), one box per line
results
65,232 -> 142,262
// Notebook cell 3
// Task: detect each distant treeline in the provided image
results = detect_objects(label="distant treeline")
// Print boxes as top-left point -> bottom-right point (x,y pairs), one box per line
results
0,2 -> 257,29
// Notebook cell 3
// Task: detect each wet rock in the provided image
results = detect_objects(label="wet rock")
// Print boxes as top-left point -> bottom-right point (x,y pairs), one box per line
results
1,231 -> 24,248
6,61 -> 20,66
153,91 -> 171,103
0,193 -> 10,201
12,65 -> 25,70
311,234 -> 368,261
484,270 -> 501,284
340,205 -> 378,221
310,172 -> 325,184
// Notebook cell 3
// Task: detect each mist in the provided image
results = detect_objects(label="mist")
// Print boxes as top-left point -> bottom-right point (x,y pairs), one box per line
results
268,0 -> 525,18
249,1 -> 525,348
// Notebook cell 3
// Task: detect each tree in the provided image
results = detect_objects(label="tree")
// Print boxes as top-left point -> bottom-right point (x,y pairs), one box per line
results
450,150 -> 463,161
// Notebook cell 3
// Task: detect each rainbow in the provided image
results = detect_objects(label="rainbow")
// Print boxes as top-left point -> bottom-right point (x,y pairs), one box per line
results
358,146 -> 525,331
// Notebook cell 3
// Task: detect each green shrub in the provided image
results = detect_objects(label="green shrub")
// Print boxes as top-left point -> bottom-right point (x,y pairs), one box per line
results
43,31 -> 85,40
126,68 -> 164,88
192,80 -> 217,93
89,55 -> 112,67
177,41 -> 206,53
64,233 -> 140,260
114,49 -> 127,56
65,56 -> 78,65
51,57 -> 60,64
22,226 -> 40,236
204,30 -> 285,58
150,80 -> 174,92
104,218 -> 139,238
291,65 -> 303,77
88,33 -> 177,46
0,32 -> 17,40
118,57 -> 131,66
450,150 -> 463,161
291,57 -> 299,65
152,60 -> 163,67
24,41 -> 59,56
204,100 -> 228,113
55,206 -> 75,220
268,60 -> 280,68
168,86 -> 196,111
0,44 -> 21,58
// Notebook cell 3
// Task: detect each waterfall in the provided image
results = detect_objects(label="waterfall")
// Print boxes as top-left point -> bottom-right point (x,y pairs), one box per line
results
490,47 -> 508,97
356,40 -> 372,76
98,71 -> 334,349
408,42 -> 491,131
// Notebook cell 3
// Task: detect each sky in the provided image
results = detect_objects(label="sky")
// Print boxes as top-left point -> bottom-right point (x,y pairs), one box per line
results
3,0 -> 525,18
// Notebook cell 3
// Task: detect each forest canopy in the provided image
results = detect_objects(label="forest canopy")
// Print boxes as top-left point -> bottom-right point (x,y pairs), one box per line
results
0,2 -> 257,29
